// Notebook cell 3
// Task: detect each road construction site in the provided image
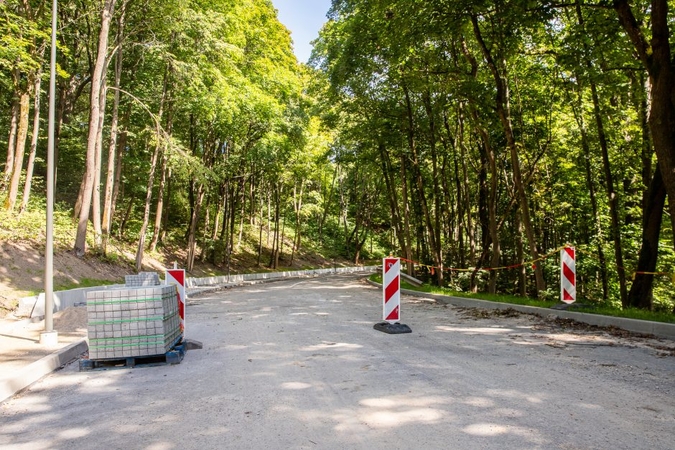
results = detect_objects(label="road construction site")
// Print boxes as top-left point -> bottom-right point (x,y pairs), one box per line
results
1,273 -> 674,449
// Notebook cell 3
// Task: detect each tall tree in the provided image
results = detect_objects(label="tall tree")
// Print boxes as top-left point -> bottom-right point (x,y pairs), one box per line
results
101,2 -> 126,253
614,1 -> 675,246
74,0 -> 116,256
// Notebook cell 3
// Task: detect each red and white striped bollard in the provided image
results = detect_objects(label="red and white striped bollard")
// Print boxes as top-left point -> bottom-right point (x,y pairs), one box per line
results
374,258 -> 411,334
383,257 -> 401,322
561,247 -> 576,304
166,269 -> 186,333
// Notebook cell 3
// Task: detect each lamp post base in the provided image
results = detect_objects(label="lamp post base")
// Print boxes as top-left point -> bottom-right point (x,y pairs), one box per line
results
40,331 -> 59,346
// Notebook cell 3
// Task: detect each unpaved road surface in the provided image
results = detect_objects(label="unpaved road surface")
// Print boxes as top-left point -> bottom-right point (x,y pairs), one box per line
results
1,274 -> 674,449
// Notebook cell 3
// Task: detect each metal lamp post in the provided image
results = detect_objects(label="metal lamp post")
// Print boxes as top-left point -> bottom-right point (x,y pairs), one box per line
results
40,0 -> 58,346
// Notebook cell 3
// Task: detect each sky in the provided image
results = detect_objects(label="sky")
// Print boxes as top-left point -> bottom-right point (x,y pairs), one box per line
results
271,0 -> 332,63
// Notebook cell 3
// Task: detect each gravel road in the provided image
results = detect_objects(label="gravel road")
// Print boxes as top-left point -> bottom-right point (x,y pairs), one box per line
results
1,273 -> 674,449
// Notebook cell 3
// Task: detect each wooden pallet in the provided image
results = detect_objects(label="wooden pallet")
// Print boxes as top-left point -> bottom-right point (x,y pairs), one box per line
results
79,342 -> 186,371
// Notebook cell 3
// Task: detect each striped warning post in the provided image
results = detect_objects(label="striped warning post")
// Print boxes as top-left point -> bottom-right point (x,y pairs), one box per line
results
383,257 -> 401,322
561,247 -> 576,304
166,269 -> 186,333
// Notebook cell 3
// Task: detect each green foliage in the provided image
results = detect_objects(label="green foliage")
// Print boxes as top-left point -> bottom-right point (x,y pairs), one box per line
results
311,0 -> 675,317
1,0 -> 673,322
0,2 -> 49,89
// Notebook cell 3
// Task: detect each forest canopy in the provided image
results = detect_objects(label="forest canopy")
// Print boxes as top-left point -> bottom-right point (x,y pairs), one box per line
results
1,0 -> 674,312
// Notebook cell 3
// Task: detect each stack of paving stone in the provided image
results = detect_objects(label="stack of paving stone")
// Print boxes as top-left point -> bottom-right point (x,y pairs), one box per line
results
124,271 -> 161,287
86,284 -> 182,360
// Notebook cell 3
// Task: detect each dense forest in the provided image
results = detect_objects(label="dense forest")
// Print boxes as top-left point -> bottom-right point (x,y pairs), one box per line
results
1,1 -> 674,312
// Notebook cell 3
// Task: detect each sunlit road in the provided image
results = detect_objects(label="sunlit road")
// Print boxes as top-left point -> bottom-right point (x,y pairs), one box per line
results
2,273 -> 674,449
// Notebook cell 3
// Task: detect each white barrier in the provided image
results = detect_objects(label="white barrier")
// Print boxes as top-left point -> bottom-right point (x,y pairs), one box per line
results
19,284 -> 126,318
186,266 -> 378,288
18,266 -> 378,318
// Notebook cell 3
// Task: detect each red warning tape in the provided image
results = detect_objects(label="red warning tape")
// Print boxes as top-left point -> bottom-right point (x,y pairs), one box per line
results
399,245 -> 675,284
398,245 -> 566,274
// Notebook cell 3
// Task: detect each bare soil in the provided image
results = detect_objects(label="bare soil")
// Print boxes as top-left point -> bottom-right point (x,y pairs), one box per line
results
0,241 -> 132,317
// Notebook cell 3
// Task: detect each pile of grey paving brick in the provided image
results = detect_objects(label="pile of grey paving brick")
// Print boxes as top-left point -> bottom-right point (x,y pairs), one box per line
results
124,272 -> 161,287
86,271 -> 182,360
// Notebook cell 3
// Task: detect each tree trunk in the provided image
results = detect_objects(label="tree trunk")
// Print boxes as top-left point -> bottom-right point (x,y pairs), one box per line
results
590,64 -> 628,307
290,182 -> 304,267
319,166 -> 337,243
485,126 -> 500,295
471,107 -> 500,294
219,182 -> 230,267
160,168 -> 172,243
74,0 -> 116,257
472,14 -> 545,296
186,184 -> 205,272
150,146 -> 168,252
2,96 -> 19,192
269,184 -> 281,269
403,82 -> 442,284
458,105 -> 476,266
150,61 -> 174,253
279,213 -> 286,264
614,0 -> 675,248
119,195 -> 134,237
444,111 -> 464,268
571,77 -> 609,300
422,87 -> 444,285
4,90 -> 31,211
102,6 -> 126,254
472,138 -> 490,293
460,36 -> 491,292
210,184 -> 226,264
199,198 -> 211,261
627,166 -> 666,309
135,56 -> 172,269
236,181 -> 245,251
575,3 -> 627,306
92,77 -> 106,247
378,143 -> 411,274
257,196 -> 264,266
515,210 -> 526,297
399,158 -> 414,273
226,181 -> 238,273
267,190 -> 271,246
19,71 -> 42,214
134,137 -> 161,272
111,104 -> 130,239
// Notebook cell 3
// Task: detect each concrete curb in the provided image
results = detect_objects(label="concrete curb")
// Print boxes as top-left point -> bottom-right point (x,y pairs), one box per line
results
366,280 -> 675,341
0,339 -> 88,404
19,284 -> 126,318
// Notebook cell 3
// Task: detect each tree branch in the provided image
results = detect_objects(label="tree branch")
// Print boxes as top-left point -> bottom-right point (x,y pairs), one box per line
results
613,0 -> 652,75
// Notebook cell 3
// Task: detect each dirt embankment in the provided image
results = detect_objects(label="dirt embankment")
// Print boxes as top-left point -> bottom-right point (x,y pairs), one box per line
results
0,241 -> 135,317
0,238 -> 353,318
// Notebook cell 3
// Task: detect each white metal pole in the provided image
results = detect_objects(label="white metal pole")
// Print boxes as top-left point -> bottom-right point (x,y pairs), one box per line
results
41,0 -> 58,346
